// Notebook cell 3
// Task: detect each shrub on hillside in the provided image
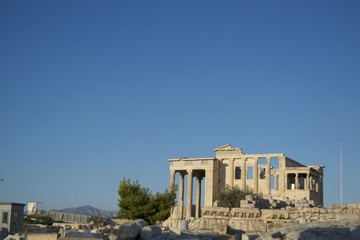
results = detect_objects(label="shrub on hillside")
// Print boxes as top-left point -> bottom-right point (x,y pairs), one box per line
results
217,185 -> 255,209
24,215 -> 54,225
117,178 -> 176,224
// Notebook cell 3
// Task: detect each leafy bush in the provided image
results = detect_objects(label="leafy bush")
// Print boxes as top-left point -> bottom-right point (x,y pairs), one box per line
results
118,178 -> 176,224
24,215 -> 54,225
217,185 -> 255,209
89,215 -> 103,227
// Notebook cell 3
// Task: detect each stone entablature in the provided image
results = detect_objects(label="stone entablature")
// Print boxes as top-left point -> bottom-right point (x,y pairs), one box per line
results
169,144 -> 324,220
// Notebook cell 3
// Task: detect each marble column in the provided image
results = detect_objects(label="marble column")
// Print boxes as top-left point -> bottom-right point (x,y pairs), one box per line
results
295,174 -> 298,189
266,157 -> 271,195
254,157 -> 259,193
229,158 -> 234,187
186,170 -> 193,218
204,169 -> 214,207
170,170 -> 175,188
279,156 -> 286,196
195,176 -> 202,219
241,158 -> 247,189
306,173 -> 310,190
179,173 -> 185,205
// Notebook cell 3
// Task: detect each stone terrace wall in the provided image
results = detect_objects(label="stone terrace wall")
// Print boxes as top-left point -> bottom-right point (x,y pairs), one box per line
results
192,204 -> 360,234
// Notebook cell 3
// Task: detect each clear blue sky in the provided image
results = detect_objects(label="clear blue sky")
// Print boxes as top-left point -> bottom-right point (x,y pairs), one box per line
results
1,1 -> 359,211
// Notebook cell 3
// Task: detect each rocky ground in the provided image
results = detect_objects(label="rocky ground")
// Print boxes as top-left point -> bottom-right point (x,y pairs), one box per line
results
4,218 -> 360,240
246,219 -> 360,240
142,219 -> 360,240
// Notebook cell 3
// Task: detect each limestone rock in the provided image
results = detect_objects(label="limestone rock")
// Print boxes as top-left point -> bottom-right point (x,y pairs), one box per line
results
297,227 -> 350,240
4,233 -> 25,240
65,230 -> 102,239
348,226 -> 360,240
109,235 -> 118,240
139,226 -> 162,240
255,220 -> 360,240
117,219 -> 148,240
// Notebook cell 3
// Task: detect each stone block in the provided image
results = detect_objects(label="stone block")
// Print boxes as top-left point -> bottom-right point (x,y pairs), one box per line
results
336,213 -> 360,221
347,204 -> 358,209
201,207 -> 230,218
289,214 -> 300,219
4,233 -> 24,240
302,207 -> 312,213
230,208 -> 261,219
322,213 -> 335,220
310,208 -> 320,214
251,232 -> 279,240
328,204 -> 337,209
334,209 -> 343,214
267,222 -> 289,232
241,203 -> 256,209
327,208 -> 334,213
117,219 -> 148,240
245,195 -> 254,201
229,219 -> 266,233
242,233 -> 259,240
339,204 -> 347,209
261,209 -> 289,220
319,208 -> 327,214
301,226 -> 350,239
140,226 -> 162,240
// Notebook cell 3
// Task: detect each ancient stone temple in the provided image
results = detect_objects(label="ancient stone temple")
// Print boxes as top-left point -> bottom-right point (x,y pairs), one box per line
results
169,144 -> 324,219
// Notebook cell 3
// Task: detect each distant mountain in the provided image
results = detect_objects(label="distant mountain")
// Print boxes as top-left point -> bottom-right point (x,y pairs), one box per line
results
57,205 -> 117,218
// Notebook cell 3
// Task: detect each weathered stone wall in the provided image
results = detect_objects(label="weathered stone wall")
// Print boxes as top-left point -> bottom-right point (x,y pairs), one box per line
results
190,204 -> 360,234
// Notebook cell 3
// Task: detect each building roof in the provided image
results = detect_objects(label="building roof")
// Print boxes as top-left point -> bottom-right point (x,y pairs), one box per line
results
0,202 -> 26,206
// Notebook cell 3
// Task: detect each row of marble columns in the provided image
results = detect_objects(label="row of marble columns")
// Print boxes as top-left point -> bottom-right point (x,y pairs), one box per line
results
170,170 -> 203,219
287,173 -> 320,191
228,157 -> 272,195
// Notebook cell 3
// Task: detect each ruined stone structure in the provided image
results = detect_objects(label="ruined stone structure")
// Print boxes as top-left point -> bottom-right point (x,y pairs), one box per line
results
190,202 -> 360,234
169,144 -> 324,219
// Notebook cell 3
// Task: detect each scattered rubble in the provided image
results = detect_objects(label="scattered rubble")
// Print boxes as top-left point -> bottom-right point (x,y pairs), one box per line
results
116,219 -> 148,240
2,199 -> 360,240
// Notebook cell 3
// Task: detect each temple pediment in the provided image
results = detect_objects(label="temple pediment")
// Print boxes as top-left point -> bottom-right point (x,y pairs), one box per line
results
214,144 -> 233,151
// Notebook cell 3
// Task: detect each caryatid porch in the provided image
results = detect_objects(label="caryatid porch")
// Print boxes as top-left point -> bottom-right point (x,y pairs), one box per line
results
169,158 -> 218,219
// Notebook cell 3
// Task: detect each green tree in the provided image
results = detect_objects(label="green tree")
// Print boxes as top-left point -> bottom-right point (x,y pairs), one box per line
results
117,178 -> 176,224
118,178 -> 151,220
24,215 -> 54,225
147,186 -> 176,224
217,185 -> 255,209
89,215 -> 103,228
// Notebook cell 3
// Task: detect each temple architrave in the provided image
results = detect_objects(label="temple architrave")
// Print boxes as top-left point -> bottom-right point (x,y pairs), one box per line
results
169,144 -> 324,219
